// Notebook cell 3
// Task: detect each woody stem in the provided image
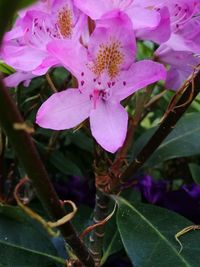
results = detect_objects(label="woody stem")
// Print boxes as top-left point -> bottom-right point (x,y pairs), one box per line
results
0,78 -> 95,267
89,189 -> 109,266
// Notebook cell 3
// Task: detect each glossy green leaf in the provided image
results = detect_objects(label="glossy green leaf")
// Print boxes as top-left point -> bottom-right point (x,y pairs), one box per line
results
116,196 -> 200,267
132,113 -> 200,166
189,163 -> 200,185
50,151 -> 83,176
101,214 -> 123,265
0,205 -> 65,267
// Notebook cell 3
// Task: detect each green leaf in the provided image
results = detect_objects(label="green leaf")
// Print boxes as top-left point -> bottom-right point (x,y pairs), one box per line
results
189,163 -> 200,185
0,0 -> 36,41
132,113 -> 200,166
72,205 -> 92,234
116,197 -> 200,267
0,61 -> 15,74
14,0 -> 37,10
49,151 -> 83,176
0,204 -> 65,267
101,214 -> 123,265
70,131 -> 93,152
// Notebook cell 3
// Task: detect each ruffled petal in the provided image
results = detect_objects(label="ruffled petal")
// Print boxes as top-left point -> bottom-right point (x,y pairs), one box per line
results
136,7 -> 171,44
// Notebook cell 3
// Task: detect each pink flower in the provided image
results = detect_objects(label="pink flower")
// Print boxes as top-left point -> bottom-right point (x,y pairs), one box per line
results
155,45 -> 200,90
153,1 -> 200,90
74,0 -> 171,44
147,0 -> 200,52
36,12 -> 166,153
1,0 -> 86,86
165,16 -> 200,53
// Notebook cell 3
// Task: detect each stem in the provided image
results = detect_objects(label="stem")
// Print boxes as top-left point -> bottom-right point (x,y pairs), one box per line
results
115,90 -> 150,162
45,73 -> 57,93
0,79 -> 95,267
0,3 -> 93,265
89,190 -> 109,267
109,69 -> 200,194
89,144 -> 110,266
0,129 -> 5,198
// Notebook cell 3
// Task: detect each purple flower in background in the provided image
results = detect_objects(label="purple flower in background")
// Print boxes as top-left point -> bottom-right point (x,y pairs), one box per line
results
137,175 -> 200,224
137,175 -> 167,204
54,176 -> 95,207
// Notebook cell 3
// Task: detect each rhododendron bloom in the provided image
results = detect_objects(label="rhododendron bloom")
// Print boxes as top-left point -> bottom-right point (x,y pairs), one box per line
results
36,12 -> 166,153
1,0 -> 86,86
153,1 -> 200,90
145,0 -> 200,52
165,16 -> 200,53
74,0 -> 171,44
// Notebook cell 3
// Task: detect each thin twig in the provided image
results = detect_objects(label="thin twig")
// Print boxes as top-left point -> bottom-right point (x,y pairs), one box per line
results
45,73 -> 57,93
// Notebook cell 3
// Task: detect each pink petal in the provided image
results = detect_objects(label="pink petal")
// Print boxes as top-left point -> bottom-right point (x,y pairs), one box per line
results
36,89 -> 91,130
3,26 -> 24,42
33,56 -> 59,75
112,60 -> 167,101
126,6 -> 160,29
51,0 -> 87,40
136,7 -> 171,44
156,46 -> 200,90
4,72 -> 36,87
90,100 -> 128,153
1,45 -> 46,72
88,10 -> 136,73
165,68 -> 185,90
74,0 -> 113,20
47,40 -> 88,80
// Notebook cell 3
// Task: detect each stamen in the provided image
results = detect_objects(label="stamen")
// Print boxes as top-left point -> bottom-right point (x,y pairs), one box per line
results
57,7 -> 73,38
92,41 -> 124,79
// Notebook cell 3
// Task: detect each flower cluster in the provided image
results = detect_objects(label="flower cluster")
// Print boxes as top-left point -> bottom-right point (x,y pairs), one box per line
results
1,0 -> 200,152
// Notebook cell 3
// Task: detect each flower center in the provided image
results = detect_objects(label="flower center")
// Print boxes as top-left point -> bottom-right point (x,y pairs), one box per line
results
89,89 -> 110,109
92,41 -> 124,79
57,7 -> 73,38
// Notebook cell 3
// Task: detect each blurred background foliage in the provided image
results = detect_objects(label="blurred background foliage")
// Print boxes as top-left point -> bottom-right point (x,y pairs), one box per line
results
1,1 -> 200,266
